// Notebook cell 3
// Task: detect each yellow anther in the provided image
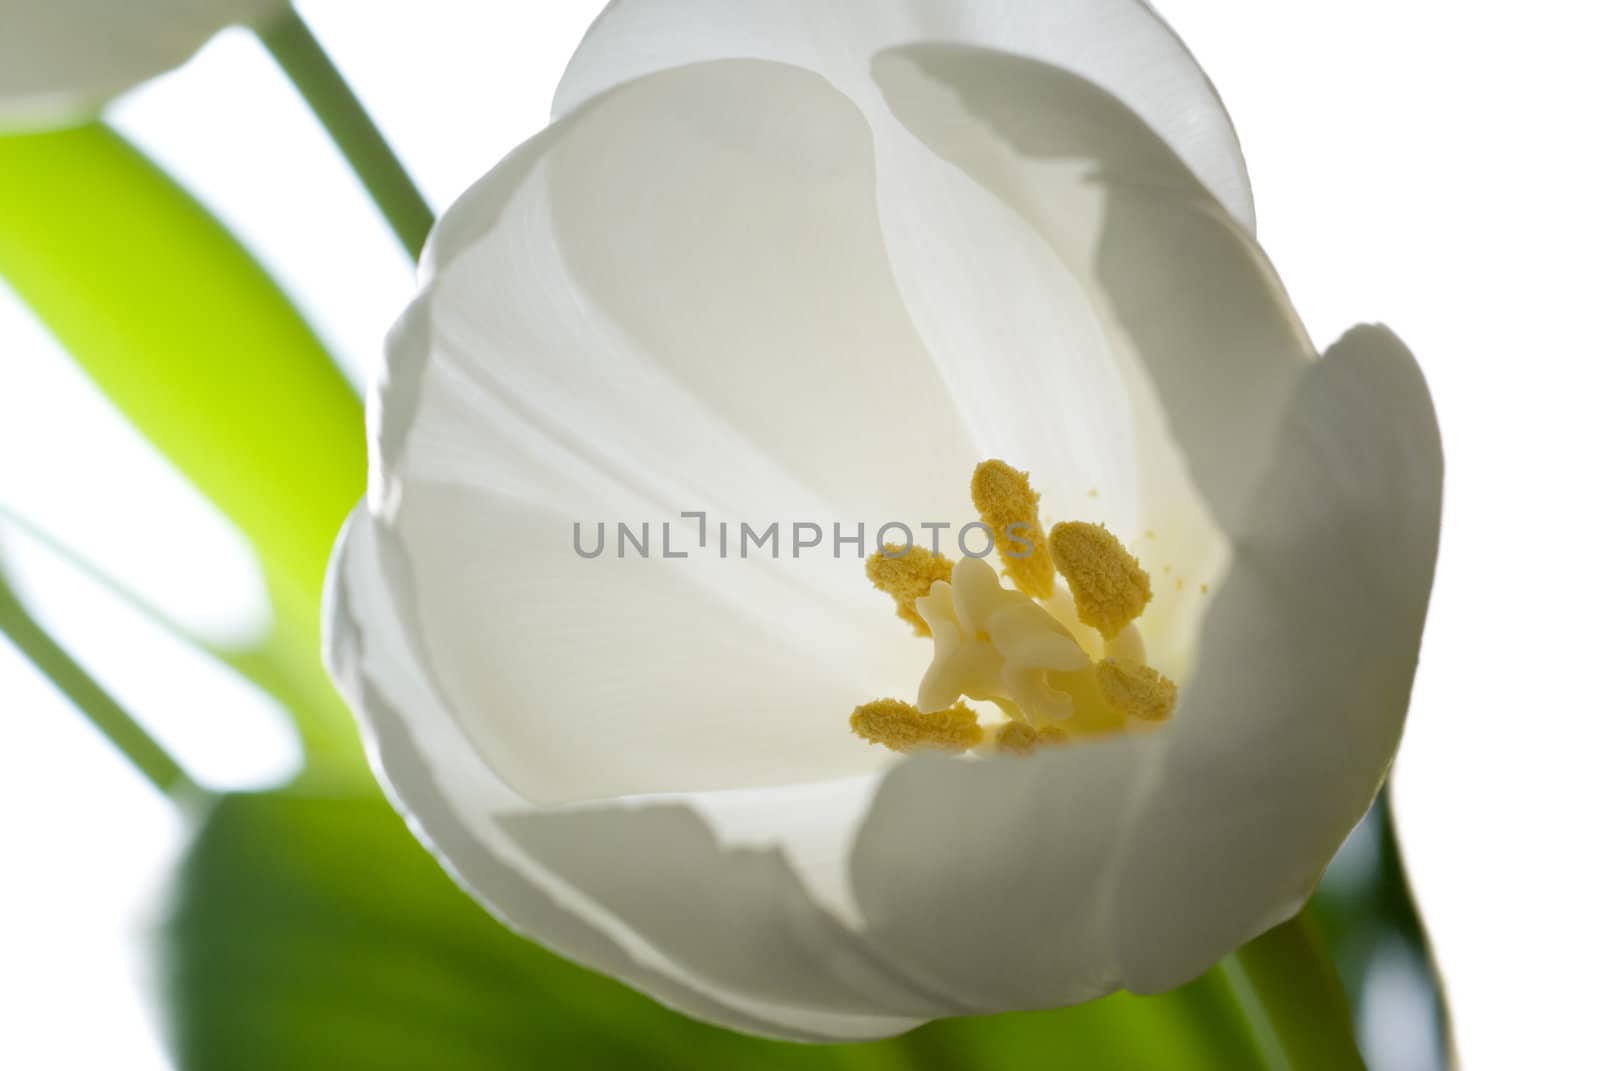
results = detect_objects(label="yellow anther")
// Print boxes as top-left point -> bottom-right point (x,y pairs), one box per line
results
1048,521 -> 1153,638
1096,659 -> 1178,722
971,459 -> 1054,600
867,545 -> 953,637
1040,723 -> 1072,746
990,720 -> 1071,755
993,721 -> 1038,755
853,462 -> 1183,758
850,698 -> 983,753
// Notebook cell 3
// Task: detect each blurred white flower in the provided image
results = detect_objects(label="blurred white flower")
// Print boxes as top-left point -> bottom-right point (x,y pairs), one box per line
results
0,0 -> 285,129
325,0 -> 1442,1042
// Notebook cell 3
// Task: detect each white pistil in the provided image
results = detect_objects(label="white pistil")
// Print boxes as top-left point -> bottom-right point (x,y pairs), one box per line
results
916,557 -> 1088,723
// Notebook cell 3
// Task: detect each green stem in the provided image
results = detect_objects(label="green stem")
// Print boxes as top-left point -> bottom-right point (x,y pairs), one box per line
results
0,574 -> 199,800
1226,912 -> 1368,1071
256,9 -> 435,261
0,507 -> 357,776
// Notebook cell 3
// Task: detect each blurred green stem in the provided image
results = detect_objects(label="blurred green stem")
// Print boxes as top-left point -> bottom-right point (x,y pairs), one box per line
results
0,507 -> 353,779
0,574 -> 199,800
1227,912 -> 1368,1071
258,9 -> 435,261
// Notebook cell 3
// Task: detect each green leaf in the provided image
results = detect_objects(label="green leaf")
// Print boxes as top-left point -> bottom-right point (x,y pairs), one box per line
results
1312,791 -> 1450,1066
159,790 -> 1268,1071
1226,915 -> 1366,1071
160,792 -> 899,1071
916,977 -> 1265,1071
0,123 -> 366,764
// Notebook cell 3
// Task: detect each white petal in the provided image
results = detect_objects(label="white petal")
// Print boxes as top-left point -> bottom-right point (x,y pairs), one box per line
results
327,504 -> 944,1040
870,43 -> 1320,668
555,0 -> 1255,229
0,0 -> 284,129
850,738 -> 1159,1010
381,59 -> 993,802
847,326 -> 1441,1007
1112,325 -> 1443,992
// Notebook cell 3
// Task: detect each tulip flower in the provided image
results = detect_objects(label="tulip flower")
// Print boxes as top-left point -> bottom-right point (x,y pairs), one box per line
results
325,0 -> 1442,1042
0,0 -> 286,129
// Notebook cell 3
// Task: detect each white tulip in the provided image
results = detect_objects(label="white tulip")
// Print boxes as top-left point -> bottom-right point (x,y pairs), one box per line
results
324,0 -> 1442,1042
0,0 -> 285,129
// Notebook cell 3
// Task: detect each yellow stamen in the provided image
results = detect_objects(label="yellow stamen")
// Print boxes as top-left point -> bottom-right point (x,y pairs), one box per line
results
971,459 -> 1054,600
852,459 -> 1183,759
1048,521 -> 1152,638
867,545 -> 953,637
1096,659 -> 1178,722
850,698 -> 983,752
990,720 -> 1071,755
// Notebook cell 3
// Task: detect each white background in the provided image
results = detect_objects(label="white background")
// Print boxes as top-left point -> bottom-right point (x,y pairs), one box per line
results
2,1 -> 1596,1068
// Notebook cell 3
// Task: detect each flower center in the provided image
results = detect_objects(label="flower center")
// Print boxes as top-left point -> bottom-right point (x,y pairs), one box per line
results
850,460 -> 1178,756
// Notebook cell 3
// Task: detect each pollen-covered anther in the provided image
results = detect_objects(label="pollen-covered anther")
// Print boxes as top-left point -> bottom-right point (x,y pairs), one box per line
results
867,545 -> 954,637
1048,521 -> 1153,638
850,698 -> 983,753
971,459 -> 1054,601
990,720 -> 1071,756
1096,659 -> 1178,722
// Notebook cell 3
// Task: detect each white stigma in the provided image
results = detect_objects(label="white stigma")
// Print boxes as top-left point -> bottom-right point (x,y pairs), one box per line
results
913,557 -> 1089,723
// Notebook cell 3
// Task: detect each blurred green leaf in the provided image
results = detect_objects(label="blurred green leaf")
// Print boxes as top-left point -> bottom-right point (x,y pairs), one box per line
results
0,123 -> 367,765
160,791 -> 1268,1071
161,791 -> 903,1071
917,976 -> 1264,1071
1313,790 -> 1451,1069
